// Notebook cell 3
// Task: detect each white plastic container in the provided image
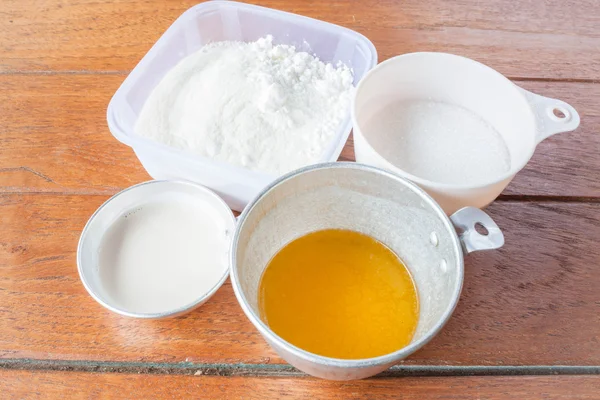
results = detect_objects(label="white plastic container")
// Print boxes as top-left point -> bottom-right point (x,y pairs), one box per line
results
352,53 -> 580,214
107,1 -> 377,211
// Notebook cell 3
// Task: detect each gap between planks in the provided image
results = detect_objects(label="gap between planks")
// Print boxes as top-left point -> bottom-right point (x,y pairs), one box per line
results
496,195 -> 600,203
2,191 -> 600,204
0,70 -> 598,84
0,359 -> 599,377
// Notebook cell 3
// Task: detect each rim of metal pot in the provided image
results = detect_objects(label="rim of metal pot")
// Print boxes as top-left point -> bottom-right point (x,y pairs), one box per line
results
230,162 -> 465,368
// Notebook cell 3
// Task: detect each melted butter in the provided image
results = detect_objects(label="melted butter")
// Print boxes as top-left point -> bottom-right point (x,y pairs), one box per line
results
258,229 -> 419,359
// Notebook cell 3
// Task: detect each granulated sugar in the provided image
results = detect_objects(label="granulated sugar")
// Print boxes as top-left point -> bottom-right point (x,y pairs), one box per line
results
364,100 -> 511,185
135,36 -> 353,175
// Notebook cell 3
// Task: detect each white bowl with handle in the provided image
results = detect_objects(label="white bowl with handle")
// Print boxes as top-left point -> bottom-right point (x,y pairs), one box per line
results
352,52 -> 580,214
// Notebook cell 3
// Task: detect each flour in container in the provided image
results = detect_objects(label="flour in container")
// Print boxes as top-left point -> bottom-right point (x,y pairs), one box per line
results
364,100 -> 511,185
135,36 -> 354,175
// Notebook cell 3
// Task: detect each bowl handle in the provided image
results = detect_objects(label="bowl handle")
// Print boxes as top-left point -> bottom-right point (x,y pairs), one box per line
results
450,207 -> 505,254
519,87 -> 581,144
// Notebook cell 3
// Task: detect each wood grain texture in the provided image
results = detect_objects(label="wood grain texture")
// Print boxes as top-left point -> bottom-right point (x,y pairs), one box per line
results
1,195 -> 599,365
2,0 -> 600,394
0,75 -> 147,196
1,0 -> 599,79
2,370 -> 600,399
1,75 -> 598,198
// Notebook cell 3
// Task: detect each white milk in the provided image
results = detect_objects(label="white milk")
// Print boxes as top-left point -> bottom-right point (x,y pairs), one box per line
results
98,196 -> 229,314
364,100 -> 511,185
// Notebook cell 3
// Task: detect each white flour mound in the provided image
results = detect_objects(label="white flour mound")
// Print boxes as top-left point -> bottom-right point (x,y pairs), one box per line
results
135,36 -> 354,175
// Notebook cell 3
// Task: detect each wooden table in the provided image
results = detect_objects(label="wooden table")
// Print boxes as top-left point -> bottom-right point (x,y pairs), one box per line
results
1,0 -> 599,398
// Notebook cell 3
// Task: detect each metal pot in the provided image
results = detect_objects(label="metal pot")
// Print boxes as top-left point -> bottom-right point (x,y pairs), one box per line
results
230,162 -> 504,380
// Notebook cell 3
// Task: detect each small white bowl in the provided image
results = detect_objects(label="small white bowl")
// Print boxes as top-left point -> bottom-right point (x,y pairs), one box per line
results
77,180 -> 236,319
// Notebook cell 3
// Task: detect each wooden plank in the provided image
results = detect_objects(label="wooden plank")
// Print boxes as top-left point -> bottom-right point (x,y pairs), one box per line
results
0,75 -> 147,195
2,370 -> 599,399
1,75 -> 599,198
502,82 -> 600,198
1,195 -> 599,365
1,0 -> 599,79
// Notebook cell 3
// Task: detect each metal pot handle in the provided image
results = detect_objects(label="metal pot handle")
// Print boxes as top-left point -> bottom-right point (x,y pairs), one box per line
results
450,207 -> 504,254
519,87 -> 580,145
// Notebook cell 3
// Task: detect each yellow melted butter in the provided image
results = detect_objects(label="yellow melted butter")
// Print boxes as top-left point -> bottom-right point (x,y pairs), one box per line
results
258,229 -> 419,359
